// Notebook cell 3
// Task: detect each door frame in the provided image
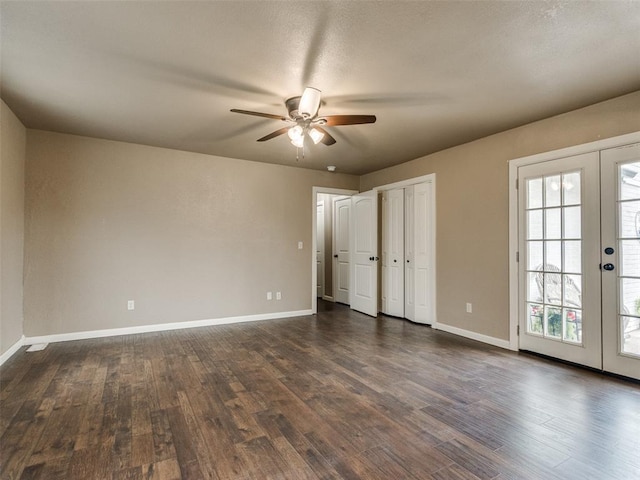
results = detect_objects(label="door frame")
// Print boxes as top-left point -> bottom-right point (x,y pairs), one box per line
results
312,187 -> 358,314
508,131 -> 640,352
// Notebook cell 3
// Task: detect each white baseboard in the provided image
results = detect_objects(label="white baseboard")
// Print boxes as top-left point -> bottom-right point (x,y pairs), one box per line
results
432,322 -> 512,350
0,335 -> 25,367
24,309 -> 313,346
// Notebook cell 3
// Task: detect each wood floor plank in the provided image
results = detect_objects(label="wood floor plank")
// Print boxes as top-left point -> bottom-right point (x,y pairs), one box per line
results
1,301 -> 639,479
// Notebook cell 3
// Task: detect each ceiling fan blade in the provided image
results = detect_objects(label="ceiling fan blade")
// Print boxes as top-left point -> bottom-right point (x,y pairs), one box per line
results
321,115 -> 377,126
299,87 -> 322,118
230,109 -> 287,121
257,127 -> 290,142
314,127 -> 336,146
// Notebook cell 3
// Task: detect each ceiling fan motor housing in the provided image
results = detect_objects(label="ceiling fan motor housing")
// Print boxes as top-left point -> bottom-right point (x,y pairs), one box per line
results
285,96 -> 302,120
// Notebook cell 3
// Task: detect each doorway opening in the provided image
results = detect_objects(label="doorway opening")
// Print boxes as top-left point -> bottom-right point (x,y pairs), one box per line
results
312,175 -> 436,325
312,187 -> 357,314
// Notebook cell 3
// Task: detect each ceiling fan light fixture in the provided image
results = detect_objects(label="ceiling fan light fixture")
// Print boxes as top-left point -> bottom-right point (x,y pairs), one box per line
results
298,87 -> 321,119
309,128 -> 325,145
290,136 -> 304,148
287,125 -> 304,141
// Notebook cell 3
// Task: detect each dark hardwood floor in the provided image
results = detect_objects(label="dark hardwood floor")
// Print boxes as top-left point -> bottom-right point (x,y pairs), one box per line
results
1,301 -> 639,479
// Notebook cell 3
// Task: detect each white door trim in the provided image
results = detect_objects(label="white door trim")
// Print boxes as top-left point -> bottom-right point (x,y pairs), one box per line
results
312,187 -> 358,314
508,131 -> 640,351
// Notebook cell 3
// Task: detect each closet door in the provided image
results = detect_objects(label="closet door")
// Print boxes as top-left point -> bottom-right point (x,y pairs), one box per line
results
413,182 -> 433,324
382,189 -> 405,316
404,186 -> 416,321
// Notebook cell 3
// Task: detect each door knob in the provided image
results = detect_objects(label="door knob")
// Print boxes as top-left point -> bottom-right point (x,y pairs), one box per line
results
393,259 -> 397,263
604,247 -> 614,255
406,260 -> 410,263
603,263 -> 615,271
369,256 -> 374,261
333,254 -> 338,258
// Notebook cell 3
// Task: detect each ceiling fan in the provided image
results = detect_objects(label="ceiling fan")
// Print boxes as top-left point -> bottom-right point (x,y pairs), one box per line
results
230,87 -> 376,148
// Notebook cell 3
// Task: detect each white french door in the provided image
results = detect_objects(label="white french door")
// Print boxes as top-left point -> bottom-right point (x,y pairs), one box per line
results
518,152 -> 602,369
601,144 -> 640,379
518,144 -> 640,380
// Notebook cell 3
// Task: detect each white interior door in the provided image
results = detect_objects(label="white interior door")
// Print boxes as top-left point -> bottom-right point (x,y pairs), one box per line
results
404,186 -> 415,321
334,197 -> 351,305
518,152 -> 602,369
316,201 -> 324,298
382,189 -> 404,317
350,190 -> 378,317
413,182 -> 433,324
601,143 -> 640,380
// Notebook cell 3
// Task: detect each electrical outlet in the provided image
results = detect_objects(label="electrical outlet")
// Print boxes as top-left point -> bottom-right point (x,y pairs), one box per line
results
127,300 -> 135,311
276,291 -> 282,300
298,241 -> 303,250
466,303 -> 472,314
267,292 -> 272,300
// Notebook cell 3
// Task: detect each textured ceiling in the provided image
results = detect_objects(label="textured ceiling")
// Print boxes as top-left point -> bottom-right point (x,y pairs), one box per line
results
2,1 -> 639,175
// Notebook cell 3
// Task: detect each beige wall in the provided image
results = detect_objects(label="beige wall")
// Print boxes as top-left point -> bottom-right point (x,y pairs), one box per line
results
1,101 -> 26,356
24,131 -> 359,337
361,91 -> 640,341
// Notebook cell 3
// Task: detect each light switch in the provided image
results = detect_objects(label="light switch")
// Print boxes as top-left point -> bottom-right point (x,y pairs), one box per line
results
298,241 -> 303,250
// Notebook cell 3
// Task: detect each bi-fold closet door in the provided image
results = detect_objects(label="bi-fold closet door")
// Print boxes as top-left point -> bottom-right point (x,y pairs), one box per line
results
382,182 -> 433,324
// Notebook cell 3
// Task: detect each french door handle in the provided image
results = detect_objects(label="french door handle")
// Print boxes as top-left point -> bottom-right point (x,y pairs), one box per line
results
602,263 -> 615,271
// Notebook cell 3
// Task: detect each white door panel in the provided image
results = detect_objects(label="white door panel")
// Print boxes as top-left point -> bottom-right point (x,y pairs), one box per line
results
334,198 -> 351,305
404,186 -> 416,321
518,152 -> 602,369
382,189 -> 404,317
350,191 -> 378,317
414,182 -> 432,324
601,143 -> 640,380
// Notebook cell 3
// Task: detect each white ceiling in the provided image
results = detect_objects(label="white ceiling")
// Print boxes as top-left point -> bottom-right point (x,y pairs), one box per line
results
2,1 -> 639,175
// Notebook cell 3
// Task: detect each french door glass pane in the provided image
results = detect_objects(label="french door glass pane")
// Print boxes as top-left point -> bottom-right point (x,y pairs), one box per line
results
545,176 -> 561,207
563,206 -> 581,239
525,171 -> 583,344
620,240 -> 640,277
562,172 -> 581,205
564,241 -> 582,274
528,241 -> 543,270
528,178 -> 543,208
546,208 -> 561,239
563,309 -> 582,343
545,241 -> 561,269
527,210 -> 543,239
619,200 -> 640,238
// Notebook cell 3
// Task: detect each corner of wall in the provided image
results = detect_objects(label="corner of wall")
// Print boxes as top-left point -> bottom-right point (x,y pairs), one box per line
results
0,100 -> 27,363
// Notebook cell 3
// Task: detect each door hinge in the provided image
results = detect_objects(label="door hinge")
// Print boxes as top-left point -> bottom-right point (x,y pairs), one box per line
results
515,178 -> 519,190
517,325 -> 520,336
516,251 -> 519,262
